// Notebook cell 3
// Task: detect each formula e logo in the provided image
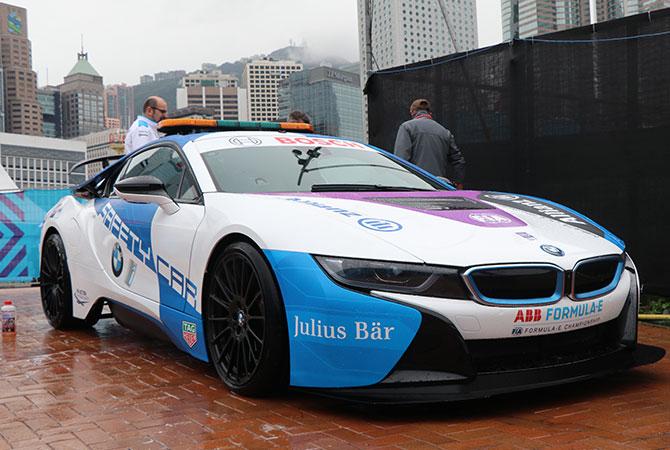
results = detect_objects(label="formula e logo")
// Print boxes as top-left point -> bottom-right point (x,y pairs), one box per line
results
541,245 -> 565,257
358,218 -> 403,232
182,321 -> 197,348
229,136 -> 262,146
484,194 -> 519,201
469,213 -> 512,224
111,243 -> 124,277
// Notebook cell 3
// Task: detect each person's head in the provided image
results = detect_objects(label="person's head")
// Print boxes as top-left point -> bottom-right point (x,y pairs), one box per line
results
143,96 -> 168,122
409,98 -> 431,118
287,110 -> 311,124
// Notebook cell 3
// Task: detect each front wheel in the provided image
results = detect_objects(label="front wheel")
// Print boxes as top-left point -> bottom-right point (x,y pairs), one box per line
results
40,233 -> 98,329
204,242 -> 289,396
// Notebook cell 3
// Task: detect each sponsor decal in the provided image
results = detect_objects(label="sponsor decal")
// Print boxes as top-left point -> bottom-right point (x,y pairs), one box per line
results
516,232 -> 537,241
98,202 -> 198,308
285,197 -> 404,232
479,192 -> 613,241
74,289 -> 89,305
274,136 -> 366,148
357,218 -> 403,232
111,243 -> 124,277
511,299 -> 604,336
229,136 -> 262,146
293,315 -> 395,341
468,213 -> 513,224
541,244 -> 565,257
182,321 -> 197,348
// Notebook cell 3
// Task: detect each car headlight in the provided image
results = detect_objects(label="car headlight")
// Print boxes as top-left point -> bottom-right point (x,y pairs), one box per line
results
314,255 -> 471,299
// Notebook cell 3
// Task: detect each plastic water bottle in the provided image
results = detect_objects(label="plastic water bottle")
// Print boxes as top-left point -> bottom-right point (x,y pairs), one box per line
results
1,300 -> 16,334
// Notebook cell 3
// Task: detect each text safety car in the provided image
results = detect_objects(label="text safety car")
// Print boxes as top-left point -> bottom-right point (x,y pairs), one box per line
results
39,119 -> 664,403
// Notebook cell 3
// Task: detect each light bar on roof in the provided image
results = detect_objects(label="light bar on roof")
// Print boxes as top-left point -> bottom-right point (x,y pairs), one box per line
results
157,118 -> 314,134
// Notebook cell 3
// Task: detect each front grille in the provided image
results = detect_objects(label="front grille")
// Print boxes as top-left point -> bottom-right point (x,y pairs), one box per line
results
467,319 -> 622,373
572,255 -> 624,300
465,265 -> 563,306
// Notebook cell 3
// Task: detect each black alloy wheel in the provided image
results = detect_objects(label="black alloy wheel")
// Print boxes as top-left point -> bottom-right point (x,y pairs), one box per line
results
205,242 -> 288,396
40,233 -> 98,329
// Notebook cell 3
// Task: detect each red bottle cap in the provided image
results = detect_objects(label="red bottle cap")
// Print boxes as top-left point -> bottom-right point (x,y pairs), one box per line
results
3,300 -> 11,305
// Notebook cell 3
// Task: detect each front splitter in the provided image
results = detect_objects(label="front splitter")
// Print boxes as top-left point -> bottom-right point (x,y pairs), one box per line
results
302,344 -> 665,405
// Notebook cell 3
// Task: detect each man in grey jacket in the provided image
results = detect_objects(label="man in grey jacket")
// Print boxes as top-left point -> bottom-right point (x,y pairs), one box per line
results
394,99 -> 466,189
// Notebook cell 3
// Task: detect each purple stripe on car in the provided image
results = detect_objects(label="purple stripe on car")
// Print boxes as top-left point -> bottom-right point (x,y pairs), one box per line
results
263,191 -> 527,228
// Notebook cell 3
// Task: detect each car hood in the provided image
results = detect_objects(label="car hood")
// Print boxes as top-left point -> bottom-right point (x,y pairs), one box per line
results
206,190 -> 624,270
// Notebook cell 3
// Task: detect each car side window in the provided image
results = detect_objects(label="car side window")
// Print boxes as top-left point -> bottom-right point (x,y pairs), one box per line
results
178,170 -> 199,202
119,146 -> 186,199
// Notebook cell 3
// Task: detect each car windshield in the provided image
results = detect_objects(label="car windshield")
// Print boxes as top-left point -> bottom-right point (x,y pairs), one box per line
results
201,145 -> 441,193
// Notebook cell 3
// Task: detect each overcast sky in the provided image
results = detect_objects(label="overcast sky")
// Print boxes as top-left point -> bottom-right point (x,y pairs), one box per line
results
13,0 -> 502,86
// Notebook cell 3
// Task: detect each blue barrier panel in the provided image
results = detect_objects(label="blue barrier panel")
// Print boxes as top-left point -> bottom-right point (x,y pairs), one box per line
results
0,189 -> 70,283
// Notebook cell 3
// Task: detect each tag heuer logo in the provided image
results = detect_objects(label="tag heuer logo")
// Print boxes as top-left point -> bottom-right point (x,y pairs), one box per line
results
182,321 -> 197,348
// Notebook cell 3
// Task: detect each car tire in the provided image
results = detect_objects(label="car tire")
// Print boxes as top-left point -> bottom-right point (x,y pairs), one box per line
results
204,241 -> 289,397
40,233 -> 98,329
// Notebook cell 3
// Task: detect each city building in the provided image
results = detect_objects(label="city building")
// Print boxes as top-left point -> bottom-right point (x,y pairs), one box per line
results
0,132 -> 86,189
176,70 -> 247,120
357,0 -> 478,77
501,0 -> 591,39
278,66 -> 364,142
182,69 -> 238,88
595,0 -> 670,21
59,51 -> 105,139
132,70 -> 185,118
170,106 -> 215,119
0,3 -> 42,135
37,86 -> 61,138
242,59 -> 303,121
104,84 -> 134,129
104,117 -> 120,129
79,128 -> 125,178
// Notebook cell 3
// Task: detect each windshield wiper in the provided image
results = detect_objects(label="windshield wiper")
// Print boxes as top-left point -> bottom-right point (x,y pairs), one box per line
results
311,184 -> 433,192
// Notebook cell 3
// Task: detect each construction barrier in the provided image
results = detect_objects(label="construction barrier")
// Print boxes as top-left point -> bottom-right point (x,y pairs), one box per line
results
0,189 -> 69,283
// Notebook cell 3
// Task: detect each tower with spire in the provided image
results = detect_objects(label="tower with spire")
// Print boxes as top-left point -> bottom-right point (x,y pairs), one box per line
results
59,45 -> 104,138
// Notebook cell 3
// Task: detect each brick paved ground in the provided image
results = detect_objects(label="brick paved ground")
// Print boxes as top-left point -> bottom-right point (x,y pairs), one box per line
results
0,287 -> 668,449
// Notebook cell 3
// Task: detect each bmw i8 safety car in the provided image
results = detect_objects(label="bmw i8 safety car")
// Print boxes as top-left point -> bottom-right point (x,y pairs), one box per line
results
39,118 -> 664,403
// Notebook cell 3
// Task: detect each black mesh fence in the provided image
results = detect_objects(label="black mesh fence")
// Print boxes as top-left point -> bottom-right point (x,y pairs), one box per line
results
366,9 -> 670,295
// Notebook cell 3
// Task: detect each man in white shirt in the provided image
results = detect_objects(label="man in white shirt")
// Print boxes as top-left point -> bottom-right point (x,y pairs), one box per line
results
124,96 -> 168,154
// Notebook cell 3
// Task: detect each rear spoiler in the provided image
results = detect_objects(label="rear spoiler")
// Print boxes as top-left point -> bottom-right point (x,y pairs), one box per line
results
69,154 -> 125,174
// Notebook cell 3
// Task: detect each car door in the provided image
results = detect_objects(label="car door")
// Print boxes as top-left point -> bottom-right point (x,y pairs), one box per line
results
95,143 -> 205,315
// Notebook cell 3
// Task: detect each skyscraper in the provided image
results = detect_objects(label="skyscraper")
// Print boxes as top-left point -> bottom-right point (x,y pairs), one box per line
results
595,0 -> 670,22
176,69 -> 248,120
278,67 -> 364,142
59,51 -> 104,139
242,59 -> 302,122
0,3 -> 42,135
501,0 -> 591,39
37,86 -> 61,137
358,0 -> 478,76
104,84 -> 134,130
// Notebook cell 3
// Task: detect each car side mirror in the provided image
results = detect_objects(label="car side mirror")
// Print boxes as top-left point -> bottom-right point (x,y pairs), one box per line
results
114,175 -> 180,215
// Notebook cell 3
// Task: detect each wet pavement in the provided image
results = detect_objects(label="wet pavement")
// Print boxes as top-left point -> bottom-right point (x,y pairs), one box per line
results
0,287 -> 668,449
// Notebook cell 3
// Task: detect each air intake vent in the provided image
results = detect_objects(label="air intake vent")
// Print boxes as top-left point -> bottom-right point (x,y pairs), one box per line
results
365,196 -> 492,211
572,255 -> 624,300
464,265 -> 563,306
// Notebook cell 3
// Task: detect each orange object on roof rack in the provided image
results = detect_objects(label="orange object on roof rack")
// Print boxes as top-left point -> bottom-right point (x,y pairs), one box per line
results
158,118 -> 314,135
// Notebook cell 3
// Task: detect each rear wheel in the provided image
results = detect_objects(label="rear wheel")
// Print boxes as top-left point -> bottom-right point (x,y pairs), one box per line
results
40,233 -> 99,329
204,242 -> 288,396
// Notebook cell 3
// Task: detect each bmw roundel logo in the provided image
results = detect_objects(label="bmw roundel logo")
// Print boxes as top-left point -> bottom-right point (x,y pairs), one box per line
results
111,243 -> 124,277
541,244 -> 565,257
358,218 -> 403,232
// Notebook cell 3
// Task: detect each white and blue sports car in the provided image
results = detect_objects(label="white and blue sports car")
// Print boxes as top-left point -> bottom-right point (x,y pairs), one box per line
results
39,119 -> 663,403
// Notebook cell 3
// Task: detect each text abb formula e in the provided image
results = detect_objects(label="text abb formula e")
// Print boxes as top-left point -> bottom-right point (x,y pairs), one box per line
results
39,119 -> 664,403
